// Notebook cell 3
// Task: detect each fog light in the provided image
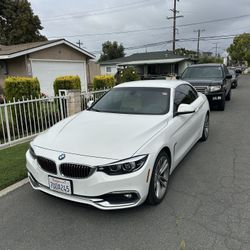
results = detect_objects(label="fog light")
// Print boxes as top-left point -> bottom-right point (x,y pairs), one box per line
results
124,193 -> 132,199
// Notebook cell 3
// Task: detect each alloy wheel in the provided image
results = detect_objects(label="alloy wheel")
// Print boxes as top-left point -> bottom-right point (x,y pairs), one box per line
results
154,156 -> 169,199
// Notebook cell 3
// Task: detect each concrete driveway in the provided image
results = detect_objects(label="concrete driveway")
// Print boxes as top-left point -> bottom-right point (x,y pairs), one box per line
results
1,75 -> 250,250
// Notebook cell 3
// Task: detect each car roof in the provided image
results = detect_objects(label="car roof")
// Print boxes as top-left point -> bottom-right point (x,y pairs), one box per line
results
114,80 -> 190,89
188,63 -> 222,68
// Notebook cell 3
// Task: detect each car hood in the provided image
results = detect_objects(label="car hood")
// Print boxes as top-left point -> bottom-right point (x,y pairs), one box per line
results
182,78 -> 223,86
33,110 -> 169,160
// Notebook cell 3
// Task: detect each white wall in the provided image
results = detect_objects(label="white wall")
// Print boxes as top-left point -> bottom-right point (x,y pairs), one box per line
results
100,65 -> 118,76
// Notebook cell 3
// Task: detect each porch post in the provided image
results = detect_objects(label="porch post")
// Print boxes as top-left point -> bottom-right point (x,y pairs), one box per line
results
144,64 -> 148,77
67,90 -> 81,116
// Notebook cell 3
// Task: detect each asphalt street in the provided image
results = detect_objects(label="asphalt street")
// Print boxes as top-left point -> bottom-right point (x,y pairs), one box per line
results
1,75 -> 250,250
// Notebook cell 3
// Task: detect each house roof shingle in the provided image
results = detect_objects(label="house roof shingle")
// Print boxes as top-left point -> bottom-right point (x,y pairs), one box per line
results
0,39 -> 95,59
99,51 -> 194,65
0,40 -> 60,56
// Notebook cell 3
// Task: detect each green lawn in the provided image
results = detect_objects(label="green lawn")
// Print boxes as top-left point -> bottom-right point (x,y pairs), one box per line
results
0,142 -> 29,191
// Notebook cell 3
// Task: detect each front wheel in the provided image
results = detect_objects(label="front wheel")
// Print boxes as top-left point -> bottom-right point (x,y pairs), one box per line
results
147,151 -> 170,205
226,89 -> 231,101
200,113 -> 209,141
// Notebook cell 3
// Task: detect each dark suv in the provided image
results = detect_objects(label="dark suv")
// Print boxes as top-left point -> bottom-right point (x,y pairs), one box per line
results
179,64 -> 232,111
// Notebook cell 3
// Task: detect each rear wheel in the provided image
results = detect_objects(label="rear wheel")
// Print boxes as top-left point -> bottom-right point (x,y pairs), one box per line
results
147,151 -> 170,205
200,113 -> 209,141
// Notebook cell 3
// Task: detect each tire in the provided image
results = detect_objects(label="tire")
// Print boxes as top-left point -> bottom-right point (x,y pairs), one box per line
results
226,89 -> 231,101
218,94 -> 225,111
147,151 -> 170,205
200,113 -> 209,141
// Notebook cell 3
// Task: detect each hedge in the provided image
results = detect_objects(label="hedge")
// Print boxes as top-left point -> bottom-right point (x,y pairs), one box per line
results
93,75 -> 115,90
53,75 -> 81,96
4,77 -> 40,101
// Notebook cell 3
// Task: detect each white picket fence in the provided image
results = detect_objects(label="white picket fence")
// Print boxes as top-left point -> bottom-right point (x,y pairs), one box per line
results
0,95 -> 68,149
0,88 -> 109,149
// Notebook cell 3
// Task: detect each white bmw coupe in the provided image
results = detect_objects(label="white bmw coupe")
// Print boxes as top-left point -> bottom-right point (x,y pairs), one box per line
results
26,80 -> 209,210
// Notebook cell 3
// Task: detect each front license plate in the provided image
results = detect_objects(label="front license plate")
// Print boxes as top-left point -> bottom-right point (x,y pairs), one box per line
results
48,176 -> 72,195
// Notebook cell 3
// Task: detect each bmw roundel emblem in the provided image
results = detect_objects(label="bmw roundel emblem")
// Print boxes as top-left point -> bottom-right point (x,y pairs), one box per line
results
58,154 -> 66,160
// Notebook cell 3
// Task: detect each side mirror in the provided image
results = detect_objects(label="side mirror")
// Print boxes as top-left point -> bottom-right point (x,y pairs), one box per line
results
175,104 -> 195,116
87,100 -> 94,109
226,74 -> 232,79
176,75 -> 180,80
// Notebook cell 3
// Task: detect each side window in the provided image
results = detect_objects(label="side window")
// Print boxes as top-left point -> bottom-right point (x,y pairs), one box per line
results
174,85 -> 198,113
224,66 -> 229,76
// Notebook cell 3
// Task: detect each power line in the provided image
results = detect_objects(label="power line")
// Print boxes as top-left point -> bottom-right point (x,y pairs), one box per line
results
48,26 -> 170,39
90,33 -> 240,54
48,13 -> 250,39
178,14 -> 250,28
41,0 -> 162,22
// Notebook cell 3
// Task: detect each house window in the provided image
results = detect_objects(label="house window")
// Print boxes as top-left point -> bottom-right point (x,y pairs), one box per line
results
106,66 -> 112,73
0,61 -> 8,75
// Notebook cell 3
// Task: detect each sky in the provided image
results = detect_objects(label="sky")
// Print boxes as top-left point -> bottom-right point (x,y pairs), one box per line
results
29,0 -> 250,59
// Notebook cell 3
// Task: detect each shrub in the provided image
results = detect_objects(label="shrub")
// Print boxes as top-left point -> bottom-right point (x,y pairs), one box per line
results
93,75 -> 115,90
117,67 -> 140,84
53,75 -> 81,96
4,77 -> 40,101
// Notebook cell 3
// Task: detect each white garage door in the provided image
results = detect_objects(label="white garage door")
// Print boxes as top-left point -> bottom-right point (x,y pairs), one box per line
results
31,60 -> 87,96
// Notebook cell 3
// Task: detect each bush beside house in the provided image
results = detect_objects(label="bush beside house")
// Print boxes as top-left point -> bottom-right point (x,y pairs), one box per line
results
53,75 -> 81,96
4,77 -> 40,101
93,75 -> 115,90
116,67 -> 140,84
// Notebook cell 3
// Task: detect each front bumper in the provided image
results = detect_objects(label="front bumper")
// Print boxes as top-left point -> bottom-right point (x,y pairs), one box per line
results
26,149 -> 153,210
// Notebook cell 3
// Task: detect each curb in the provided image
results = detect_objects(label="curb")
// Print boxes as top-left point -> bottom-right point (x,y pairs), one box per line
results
0,178 -> 29,198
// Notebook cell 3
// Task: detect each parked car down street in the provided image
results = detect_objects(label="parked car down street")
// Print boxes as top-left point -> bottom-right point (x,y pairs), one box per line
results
179,63 -> 232,111
228,68 -> 238,88
26,80 -> 210,210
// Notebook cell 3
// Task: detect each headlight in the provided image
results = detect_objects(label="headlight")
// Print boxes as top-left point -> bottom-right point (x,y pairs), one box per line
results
207,85 -> 221,92
29,145 -> 37,159
97,155 -> 148,175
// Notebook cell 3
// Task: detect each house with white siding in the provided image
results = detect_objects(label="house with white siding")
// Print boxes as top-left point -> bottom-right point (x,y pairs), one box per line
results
99,51 -> 195,79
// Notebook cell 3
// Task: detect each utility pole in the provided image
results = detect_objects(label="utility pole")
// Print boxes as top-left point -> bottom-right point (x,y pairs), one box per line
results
194,29 -> 205,57
213,42 -> 219,56
76,40 -> 83,48
167,0 -> 183,53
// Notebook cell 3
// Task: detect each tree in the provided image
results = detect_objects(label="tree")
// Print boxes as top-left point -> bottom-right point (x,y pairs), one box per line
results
99,41 -> 125,62
227,33 -> 250,65
0,0 -> 47,45
175,48 -> 196,57
198,56 -> 223,64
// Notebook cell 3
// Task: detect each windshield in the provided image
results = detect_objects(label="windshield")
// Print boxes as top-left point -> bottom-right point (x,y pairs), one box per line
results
182,66 -> 223,79
90,87 -> 170,115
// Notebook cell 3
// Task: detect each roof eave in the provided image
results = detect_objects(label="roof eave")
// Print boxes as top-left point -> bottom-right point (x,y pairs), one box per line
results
118,58 -> 189,65
0,39 -> 95,60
